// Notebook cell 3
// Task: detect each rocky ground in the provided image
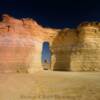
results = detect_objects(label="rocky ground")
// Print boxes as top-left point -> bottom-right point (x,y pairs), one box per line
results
0,71 -> 100,100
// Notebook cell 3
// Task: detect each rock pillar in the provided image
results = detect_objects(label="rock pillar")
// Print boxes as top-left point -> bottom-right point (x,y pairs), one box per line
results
28,41 -> 43,73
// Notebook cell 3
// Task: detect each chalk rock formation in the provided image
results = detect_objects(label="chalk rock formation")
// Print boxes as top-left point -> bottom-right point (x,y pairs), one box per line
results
0,14 -> 100,73
51,28 -> 78,70
0,14 -> 59,73
50,22 -> 100,71
71,22 -> 100,71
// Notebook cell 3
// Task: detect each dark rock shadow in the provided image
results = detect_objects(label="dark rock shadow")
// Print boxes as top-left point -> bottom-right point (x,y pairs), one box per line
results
51,29 -> 77,71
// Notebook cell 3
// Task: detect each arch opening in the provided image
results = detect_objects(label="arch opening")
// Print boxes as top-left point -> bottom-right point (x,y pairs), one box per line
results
41,42 -> 51,70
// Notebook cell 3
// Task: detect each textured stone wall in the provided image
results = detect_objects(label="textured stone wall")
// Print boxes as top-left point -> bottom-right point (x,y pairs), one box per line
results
51,23 -> 100,71
0,36 -> 43,73
51,29 -> 78,71
0,14 -> 100,73
71,24 -> 100,71
0,14 -> 59,73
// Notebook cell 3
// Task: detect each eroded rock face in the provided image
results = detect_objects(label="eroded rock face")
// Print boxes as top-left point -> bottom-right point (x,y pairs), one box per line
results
0,14 -> 100,73
51,29 -> 78,71
71,24 -> 100,71
0,14 -> 59,73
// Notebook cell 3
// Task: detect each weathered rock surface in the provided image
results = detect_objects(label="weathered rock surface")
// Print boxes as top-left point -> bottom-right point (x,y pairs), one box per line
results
0,14 -> 100,73
0,14 -> 59,73
71,23 -> 100,71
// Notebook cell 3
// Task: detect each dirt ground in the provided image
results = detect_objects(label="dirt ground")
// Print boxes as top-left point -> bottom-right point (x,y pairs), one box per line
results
0,71 -> 100,100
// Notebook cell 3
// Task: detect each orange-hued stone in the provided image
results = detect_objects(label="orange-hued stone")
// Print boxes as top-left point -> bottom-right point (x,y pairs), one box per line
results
0,14 -> 100,73
0,14 -> 59,73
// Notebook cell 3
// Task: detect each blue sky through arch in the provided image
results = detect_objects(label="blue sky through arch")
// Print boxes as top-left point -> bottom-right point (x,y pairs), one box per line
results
42,42 -> 51,64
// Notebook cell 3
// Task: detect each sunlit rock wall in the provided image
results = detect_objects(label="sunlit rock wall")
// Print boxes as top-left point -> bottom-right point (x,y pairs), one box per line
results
51,29 -> 78,71
71,23 -> 100,71
51,22 -> 100,71
0,14 -> 59,73
0,14 -> 100,73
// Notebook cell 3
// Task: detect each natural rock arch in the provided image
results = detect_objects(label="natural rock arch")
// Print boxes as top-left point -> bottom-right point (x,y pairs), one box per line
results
0,14 -> 100,73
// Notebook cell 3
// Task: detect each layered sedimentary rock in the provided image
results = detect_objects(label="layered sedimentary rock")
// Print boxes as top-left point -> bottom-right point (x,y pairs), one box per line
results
51,28 -> 78,70
71,23 -> 100,71
0,14 -> 59,73
0,14 -> 100,73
